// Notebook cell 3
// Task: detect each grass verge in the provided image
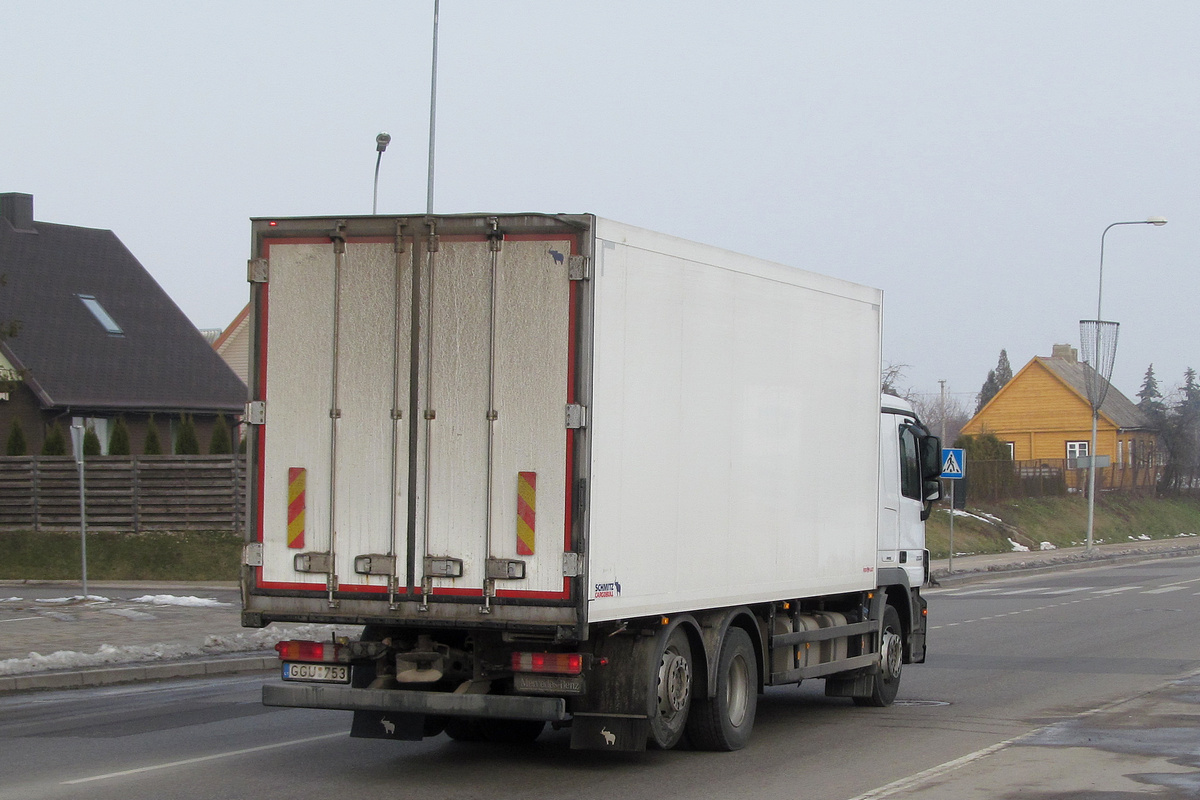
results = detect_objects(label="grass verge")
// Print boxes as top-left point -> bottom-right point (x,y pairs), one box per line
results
925,496 -> 1200,559
0,530 -> 242,581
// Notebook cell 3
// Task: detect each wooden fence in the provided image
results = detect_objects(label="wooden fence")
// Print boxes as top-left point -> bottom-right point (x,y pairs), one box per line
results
0,455 -> 246,532
962,458 -> 1164,503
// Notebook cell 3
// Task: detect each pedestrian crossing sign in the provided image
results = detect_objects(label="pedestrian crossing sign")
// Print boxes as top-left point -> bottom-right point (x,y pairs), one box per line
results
941,448 -> 965,479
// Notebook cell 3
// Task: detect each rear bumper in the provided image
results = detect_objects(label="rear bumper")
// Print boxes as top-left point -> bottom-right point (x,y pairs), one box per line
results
263,683 -> 570,722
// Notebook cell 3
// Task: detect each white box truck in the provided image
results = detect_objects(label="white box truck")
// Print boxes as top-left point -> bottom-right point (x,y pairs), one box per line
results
241,213 -> 942,751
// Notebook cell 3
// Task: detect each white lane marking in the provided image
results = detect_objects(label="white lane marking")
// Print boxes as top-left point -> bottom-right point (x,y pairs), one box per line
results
1141,586 -> 1186,594
0,616 -> 43,623
943,588 -> 1004,597
1091,586 -> 1142,594
846,736 -> 1024,799
993,587 -> 1053,595
1040,587 -> 1093,595
61,732 -> 344,785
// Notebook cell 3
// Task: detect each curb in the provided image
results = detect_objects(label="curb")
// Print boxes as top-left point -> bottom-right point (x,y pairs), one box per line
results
0,653 -> 276,695
929,542 -> 1200,588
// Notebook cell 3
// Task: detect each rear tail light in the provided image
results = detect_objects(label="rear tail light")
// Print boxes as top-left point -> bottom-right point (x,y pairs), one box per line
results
275,640 -> 345,663
511,652 -> 583,675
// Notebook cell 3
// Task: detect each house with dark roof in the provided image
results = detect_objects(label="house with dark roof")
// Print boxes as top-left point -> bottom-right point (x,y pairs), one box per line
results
960,343 -> 1159,489
0,192 -> 246,453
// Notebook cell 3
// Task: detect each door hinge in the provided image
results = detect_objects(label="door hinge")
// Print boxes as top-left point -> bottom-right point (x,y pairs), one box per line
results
245,401 -> 266,425
566,404 -> 588,429
247,258 -> 269,283
568,255 -> 589,281
562,552 -> 583,578
243,542 -> 263,567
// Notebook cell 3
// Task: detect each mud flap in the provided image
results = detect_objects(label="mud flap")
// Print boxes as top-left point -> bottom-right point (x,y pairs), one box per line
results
570,714 -> 649,751
351,710 -> 426,740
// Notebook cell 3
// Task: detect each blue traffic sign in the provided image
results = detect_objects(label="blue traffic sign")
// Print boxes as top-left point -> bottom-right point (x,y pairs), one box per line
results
941,448 -> 965,479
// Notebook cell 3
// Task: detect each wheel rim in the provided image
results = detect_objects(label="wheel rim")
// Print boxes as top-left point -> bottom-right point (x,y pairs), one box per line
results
658,648 -> 692,718
881,627 -> 903,680
725,653 -> 750,728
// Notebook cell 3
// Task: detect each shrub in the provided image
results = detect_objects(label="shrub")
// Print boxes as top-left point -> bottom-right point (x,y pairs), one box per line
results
175,413 -> 200,455
144,415 -> 163,455
41,421 -> 68,456
108,416 -> 131,456
5,418 -> 26,456
82,426 -> 101,456
209,413 -> 232,454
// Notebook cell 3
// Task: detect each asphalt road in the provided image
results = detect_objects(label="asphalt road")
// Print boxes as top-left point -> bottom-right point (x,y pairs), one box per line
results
2,555 -> 1199,800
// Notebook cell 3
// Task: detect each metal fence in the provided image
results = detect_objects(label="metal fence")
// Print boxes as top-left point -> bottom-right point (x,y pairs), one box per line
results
0,455 -> 246,532
962,458 -> 1163,503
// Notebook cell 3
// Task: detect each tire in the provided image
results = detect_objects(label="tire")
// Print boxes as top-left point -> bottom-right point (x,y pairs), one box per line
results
443,717 -> 487,742
687,627 -> 758,751
647,627 -> 694,749
480,718 -> 546,744
854,604 -> 903,707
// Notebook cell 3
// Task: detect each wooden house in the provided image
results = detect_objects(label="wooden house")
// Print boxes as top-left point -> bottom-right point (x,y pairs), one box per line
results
960,344 -> 1158,482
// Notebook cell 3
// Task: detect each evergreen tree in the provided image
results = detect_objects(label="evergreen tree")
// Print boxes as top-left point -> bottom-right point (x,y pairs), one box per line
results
108,416 -> 131,456
1136,364 -> 1165,425
976,369 -> 1000,414
976,350 -> 1014,413
953,432 -> 1012,461
996,349 -> 1013,385
208,414 -> 232,454
41,421 -> 68,456
5,417 -> 26,456
82,426 -> 101,456
175,413 -> 200,455
143,415 -> 163,455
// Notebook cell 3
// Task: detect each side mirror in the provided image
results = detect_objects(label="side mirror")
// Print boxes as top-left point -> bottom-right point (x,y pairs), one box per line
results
923,478 -> 942,503
920,434 -> 942,481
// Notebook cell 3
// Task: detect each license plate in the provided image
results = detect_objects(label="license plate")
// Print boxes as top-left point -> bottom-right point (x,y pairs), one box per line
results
282,662 -> 351,684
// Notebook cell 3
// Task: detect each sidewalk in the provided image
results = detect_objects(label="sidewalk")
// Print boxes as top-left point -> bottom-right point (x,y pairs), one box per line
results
0,581 -> 358,693
3,536 -> 1200,694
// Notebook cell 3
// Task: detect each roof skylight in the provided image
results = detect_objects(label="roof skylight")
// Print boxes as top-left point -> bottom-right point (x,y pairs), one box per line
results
77,294 -> 124,336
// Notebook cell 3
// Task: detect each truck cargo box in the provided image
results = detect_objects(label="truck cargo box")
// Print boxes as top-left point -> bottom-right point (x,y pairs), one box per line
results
242,214 -> 882,637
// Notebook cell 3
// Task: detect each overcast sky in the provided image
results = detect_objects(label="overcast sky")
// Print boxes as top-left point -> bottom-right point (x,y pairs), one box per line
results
4,2 -> 1197,408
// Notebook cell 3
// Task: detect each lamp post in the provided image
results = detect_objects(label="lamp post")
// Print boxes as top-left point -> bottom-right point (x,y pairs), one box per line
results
372,132 -> 391,215
1082,218 -> 1166,552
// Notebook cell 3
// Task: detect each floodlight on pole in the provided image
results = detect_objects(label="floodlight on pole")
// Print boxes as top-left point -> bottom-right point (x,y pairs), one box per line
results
372,132 -> 391,215
1082,217 -> 1166,552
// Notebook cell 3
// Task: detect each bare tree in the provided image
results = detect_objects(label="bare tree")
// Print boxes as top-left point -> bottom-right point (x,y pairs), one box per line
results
910,391 -> 972,443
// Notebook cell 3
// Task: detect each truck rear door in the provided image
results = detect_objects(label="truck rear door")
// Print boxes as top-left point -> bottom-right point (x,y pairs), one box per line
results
246,216 -> 583,618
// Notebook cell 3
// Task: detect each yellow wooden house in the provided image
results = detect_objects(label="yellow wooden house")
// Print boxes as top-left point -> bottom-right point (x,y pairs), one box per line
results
960,345 -> 1157,483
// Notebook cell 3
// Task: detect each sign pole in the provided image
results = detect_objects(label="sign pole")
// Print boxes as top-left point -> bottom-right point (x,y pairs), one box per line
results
940,448 -> 966,577
948,481 -> 955,574
70,424 -> 89,598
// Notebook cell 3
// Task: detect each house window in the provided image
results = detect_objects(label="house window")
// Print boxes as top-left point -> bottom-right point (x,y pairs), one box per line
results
71,416 -> 109,455
1117,439 -> 1123,469
1066,441 -> 1089,460
77,294 -> 124,336
1005,442 -> 1015,460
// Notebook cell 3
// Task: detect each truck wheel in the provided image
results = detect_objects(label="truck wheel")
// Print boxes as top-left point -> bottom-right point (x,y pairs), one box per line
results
686,627 -> 757,751
854,605 -> 903,707
481,718 -> 546,744
443,717 -> 487,742
648,627 -> 693,749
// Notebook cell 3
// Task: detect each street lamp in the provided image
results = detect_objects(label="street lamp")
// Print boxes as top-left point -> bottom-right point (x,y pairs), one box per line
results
372,131 -> 391,215
1082,218 -> 1167,552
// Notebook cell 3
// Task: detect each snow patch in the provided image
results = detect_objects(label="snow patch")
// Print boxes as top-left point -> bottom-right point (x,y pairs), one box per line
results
1007,538 -> 1030,552
128,595 -> 231,608
34,595 -> 110,605
951,509 -> 1003,525
0,623 -> 354,677
1039,542 -> 1057,551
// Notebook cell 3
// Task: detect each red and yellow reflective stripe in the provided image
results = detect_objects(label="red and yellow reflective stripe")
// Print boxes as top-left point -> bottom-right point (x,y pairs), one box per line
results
516,471 -> 536,556
287,467 -> 306,549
